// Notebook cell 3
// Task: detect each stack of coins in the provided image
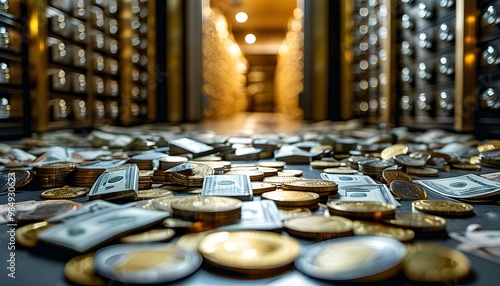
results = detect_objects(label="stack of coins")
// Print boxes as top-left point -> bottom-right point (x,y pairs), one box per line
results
382,169 -> 412,185
138,171 -> 153,189
358,159 -> 395,177
393,154 -> 426,168
278,169 -> 302,177
263,176 -> 302,187
479,150 -> 500,168
282,180 -> 338,203
348,156 -> 370,170
258,161 -> 286,171
310,160 -> 340,169
226,170 -> 264,181
158,156 -> 189,170
327,201 -> 396,221
152,169 -> 171,184
412,200 -> 473,217
169,162 -> 214,187
171,196 -> 242,227
283,215 -> 353,240
11,169 -> 34,188
332,137 -> 358,154
33,163 -> 77,188
129,152 -> 168,170
134,188 -> 173,200
250,182 -> 276,195
72,160 -> 127,187
262,190 -> 320,210
192,161 -> 227,174
198,230 -> 300,277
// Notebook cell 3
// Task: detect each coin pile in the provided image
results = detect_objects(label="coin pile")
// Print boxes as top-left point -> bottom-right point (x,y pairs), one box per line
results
358,159 -> 395,177
282,179 -> 338,203
40,186 -> 89,199
138,171 -> 153,189
250,182 -> 276,195
226,170 -> 264,181
479,150 -> 500,168
158,156 -> 189,170
33,163 -> 77,188
262,190 -> 320,210
352,221 -> 415,242
383,213 -> 447,236
170,196 -> 242,227
167,162 -> 214,187
327,201 -> 396,221
129,152 -> 168,170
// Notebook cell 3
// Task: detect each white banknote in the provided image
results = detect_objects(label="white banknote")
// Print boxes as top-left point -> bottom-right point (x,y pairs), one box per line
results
202,174 -> 252,201
321,173 -> 376,187
38,207 -> 169,253
330,184 -> 400,206
415,174 -> 500,198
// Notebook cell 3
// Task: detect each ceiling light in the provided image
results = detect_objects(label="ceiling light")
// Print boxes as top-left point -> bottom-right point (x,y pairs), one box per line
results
245,34 -> 256,44
235,12 -> 248,23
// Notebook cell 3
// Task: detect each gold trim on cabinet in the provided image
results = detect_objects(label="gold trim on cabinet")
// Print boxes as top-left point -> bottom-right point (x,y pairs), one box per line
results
454,0 -> 476,132
340,0 -> 353,121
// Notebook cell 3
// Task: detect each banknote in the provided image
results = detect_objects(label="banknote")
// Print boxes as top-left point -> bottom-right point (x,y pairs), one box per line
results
415,174 -> 500,198
329,184 -> 400,206
217,200 -> 282,231
88,164 -> 139,200
321,173 -> 376,187
168,138 -> 214,156
38,207 -> 169,252
202,174 -> 253,201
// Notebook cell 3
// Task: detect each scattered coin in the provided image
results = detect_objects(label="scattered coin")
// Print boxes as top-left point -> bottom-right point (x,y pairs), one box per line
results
412,200 -> 473,217
64,253 -> 105,286
403,243 -> 471,283
327,201 -> 396,221
352,220 -> 415,242
380,144 -> 409,161
16,221 -> 54,248
284,215 -> 353,240
323,167 -> 357,174
40,186 -> 89,199
382,169 -> 412,185
407,167 -> 439,177
310,160 -> 340,169
389,181 -> 427,200
251,182 -> 276,195
383,213 -> 446,232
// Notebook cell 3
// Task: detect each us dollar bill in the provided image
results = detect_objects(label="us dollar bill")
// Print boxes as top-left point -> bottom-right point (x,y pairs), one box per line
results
321,173 -> 376,187
330,184 -> 400,206
202,174 -> 252,201
415,174 -> 500,199
88,164 -> 139,200
38,207 -> 169,252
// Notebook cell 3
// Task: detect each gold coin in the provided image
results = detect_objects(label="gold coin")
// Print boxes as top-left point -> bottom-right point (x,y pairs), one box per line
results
352,220 -> 415,242
403,243 -> 471,283
120,229 -> 176,243
16,221 -> 54,248
171,196 -> 242,213
327,201 -> 396,221
323,167 -> 357,174
258,161 -> 286,169
284,215 -> 353,240
469,156 -> 480,165
40,186 -> 89,199
135,188 -> 173,200
382,169 -> 412,185
278,169 -> 303,177
226,170 -> 264,181
251,182 -> 276,195
380,144 -> 409,161
64,253 -> 105,286
452,163 -> 481,171
310,160 -> 340,169
257,167 -> 279,176
33,162 -> 77,174
389,181 -> 427,200
282,180 -> 338,193
477,140 -> 500,153
383,213 -> 446,232
393,154 -> 426,167
198,231 -> 300,275
412,200 -> 473,217
262,190 -> 320,207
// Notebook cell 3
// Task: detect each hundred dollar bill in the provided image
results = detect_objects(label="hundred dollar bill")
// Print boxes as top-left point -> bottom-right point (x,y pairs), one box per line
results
330,184 -> 400,206
321,173 -> 376,187
217,200 -> 282,231
202,174 -> 252,201
47,200 -> 125,223
415,174 -> 500,199
88,164 -> 139,200
168,138 -> 214,157
38,207 -> 169,253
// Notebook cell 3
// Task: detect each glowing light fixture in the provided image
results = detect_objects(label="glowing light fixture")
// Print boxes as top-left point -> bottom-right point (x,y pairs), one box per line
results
245,33 -> 256,44
235,12 -> 248,23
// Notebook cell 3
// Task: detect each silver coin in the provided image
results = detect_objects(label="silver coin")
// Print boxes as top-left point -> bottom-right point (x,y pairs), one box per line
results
94,243 -> 202,284
295,236 -> 406,281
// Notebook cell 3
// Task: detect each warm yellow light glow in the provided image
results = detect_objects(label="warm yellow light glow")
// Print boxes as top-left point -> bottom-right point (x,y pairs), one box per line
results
293,8 -> 304,19
245,34 -> 256,44
235,12 -> 248,23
